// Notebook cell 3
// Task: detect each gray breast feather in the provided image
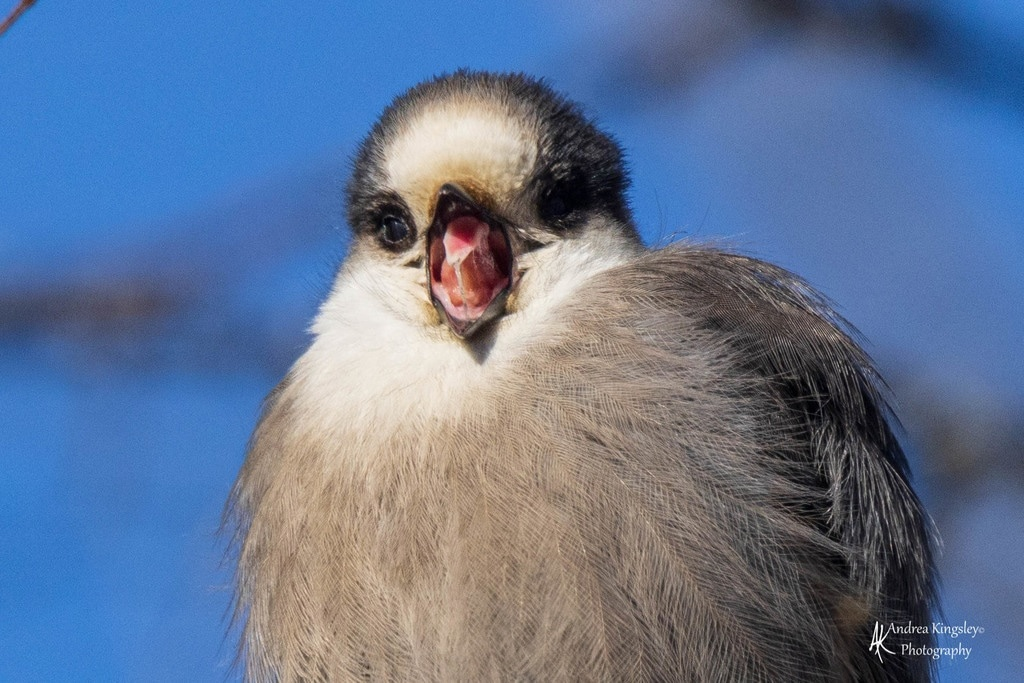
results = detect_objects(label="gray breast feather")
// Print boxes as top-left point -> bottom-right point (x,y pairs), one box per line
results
228,244 -> 935,682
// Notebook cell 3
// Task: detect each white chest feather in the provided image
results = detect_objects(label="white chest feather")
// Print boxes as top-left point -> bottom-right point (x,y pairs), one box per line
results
292,232 -> 637,467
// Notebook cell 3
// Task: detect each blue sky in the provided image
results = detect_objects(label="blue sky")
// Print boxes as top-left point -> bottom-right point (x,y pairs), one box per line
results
2,1 -> 563,262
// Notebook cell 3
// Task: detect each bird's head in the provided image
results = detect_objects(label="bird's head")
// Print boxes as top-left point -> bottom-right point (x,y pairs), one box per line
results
341,71 -> 640,342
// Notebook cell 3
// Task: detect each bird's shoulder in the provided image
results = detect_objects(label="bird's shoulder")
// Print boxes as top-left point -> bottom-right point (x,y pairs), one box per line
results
593,243 -> 888,423
578,241 -> 912,482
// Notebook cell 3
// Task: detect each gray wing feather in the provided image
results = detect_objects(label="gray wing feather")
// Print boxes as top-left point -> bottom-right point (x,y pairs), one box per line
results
637,244 -> 936,680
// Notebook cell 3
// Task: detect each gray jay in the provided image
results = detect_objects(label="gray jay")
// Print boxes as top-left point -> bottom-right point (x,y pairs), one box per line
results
228,71 -> 935,681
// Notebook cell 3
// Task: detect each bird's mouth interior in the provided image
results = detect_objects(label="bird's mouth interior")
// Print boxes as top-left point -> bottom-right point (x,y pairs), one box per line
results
428,184 -> 513,338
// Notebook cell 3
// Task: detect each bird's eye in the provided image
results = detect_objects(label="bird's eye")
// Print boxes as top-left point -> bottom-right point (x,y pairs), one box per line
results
378,214 -> 411,248
539,191 -> 569,221
538,172 -> 588,225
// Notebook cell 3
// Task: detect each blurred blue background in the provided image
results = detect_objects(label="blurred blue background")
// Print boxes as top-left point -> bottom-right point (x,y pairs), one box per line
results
2,1 -> 1021,680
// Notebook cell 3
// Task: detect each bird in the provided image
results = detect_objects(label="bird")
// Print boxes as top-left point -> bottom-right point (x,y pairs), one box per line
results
227,70 -> 935,681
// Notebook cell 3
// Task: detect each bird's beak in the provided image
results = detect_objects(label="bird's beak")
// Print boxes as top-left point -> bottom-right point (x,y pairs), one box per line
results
427,183 -> 515,338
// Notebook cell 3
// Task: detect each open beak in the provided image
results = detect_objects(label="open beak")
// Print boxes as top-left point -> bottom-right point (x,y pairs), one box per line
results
427,183 -> 515,338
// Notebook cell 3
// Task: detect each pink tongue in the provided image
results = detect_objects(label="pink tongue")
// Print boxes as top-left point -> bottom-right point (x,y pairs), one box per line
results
442,216 -> 487,264
438,216 -> 505,315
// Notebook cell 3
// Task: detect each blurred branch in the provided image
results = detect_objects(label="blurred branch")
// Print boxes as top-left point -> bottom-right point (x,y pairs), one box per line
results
0,280 -> 183,337
0,0 -> 36,38
892,371 -> 1024,513
588,0 -> 1024,113
0,162 -> 343,373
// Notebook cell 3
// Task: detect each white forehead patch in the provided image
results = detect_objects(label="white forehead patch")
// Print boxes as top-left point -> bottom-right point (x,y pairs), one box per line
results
384,101 -> 537,219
